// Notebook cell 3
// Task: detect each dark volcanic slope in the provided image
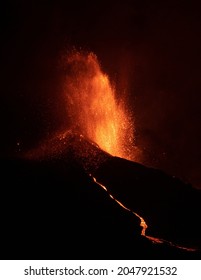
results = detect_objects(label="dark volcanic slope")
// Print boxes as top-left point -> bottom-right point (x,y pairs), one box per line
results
1,132 -> 201,259
0,157 -> 141,259
94,157 -> 201,249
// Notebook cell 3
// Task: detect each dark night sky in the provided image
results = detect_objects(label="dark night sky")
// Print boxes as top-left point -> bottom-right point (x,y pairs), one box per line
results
1,1 -> 201,188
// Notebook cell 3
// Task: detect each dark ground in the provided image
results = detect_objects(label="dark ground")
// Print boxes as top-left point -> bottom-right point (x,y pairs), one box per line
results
1,134 -> 200,260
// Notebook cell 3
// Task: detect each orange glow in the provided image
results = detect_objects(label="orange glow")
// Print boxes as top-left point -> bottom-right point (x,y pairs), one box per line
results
64,51 -> 135,160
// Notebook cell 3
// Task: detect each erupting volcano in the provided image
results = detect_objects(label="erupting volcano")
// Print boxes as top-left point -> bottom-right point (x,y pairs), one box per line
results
1,49 -> 201,260
1,0 -> 201,262
63,51 -> 135,160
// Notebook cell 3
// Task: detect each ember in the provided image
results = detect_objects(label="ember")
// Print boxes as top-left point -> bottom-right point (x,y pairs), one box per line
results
63,51 -> 135,160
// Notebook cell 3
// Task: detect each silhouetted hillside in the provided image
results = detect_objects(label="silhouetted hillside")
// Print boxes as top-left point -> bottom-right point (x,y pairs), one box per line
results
1,132 -> 201,259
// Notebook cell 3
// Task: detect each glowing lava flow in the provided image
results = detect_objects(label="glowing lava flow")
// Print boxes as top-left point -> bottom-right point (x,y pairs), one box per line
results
91,175 -> 197,251
91,175 -> 148,237
64,51 -> 134,160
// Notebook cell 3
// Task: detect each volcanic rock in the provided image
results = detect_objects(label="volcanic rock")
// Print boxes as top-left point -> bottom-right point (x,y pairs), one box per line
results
1,132 -> 201,259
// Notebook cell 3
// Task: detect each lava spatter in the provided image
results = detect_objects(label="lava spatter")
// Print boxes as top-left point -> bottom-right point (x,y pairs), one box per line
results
63,51 -> 135,161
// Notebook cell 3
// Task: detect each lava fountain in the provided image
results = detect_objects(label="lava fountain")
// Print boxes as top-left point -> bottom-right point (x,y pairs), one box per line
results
63,51 -> 135,160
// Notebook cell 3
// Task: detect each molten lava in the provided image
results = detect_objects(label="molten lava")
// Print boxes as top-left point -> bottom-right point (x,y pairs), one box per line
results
64,51 -> 134,160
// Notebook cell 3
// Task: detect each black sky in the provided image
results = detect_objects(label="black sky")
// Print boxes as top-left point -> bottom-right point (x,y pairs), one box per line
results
1,0 -> 201,188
